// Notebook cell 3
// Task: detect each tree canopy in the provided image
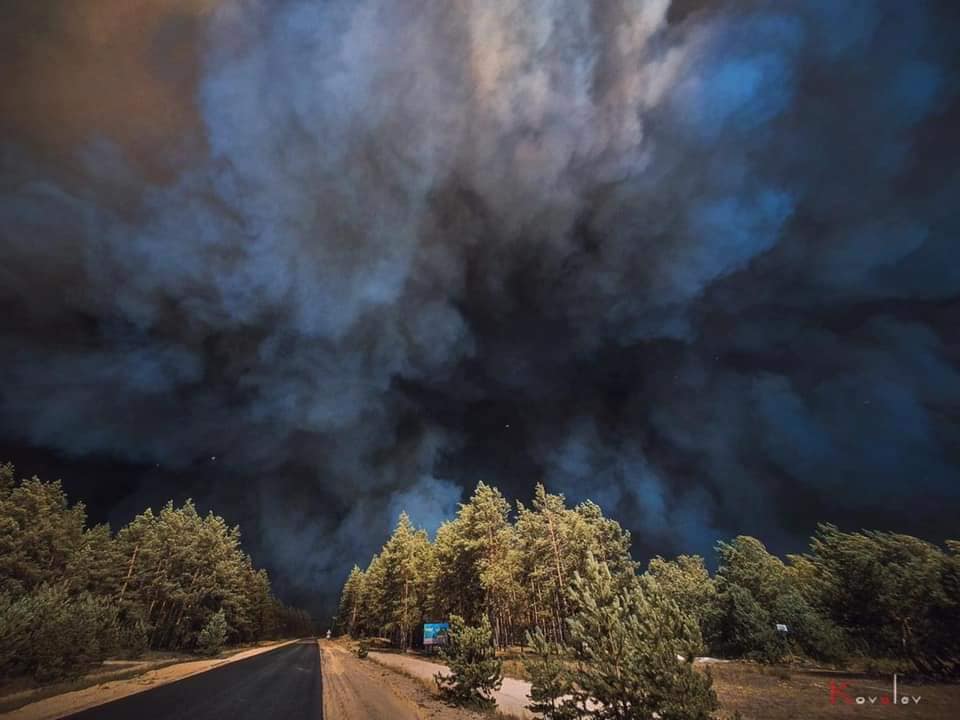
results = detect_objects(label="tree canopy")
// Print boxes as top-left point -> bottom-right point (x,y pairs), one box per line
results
340,481 -> 960,680
0,463 -> 312,681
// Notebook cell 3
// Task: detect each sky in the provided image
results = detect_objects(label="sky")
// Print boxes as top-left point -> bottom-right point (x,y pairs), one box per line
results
1,0 -> 958,619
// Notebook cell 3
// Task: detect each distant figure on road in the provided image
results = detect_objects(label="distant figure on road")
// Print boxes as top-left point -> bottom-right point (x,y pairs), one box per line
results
326,629 -> 332,640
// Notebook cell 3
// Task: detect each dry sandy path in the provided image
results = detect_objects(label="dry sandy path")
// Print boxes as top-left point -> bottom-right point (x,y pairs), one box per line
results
367,650 -> 536,719
320,641 -> 425,720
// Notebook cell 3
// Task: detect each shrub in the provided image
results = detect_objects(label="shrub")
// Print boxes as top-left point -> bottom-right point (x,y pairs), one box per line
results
706,584 -> 787,663
530,555 -> 718,720
197,609 -> 228,656
0,590 -> 31,677
435,614 -> 503,708
771,589 -> 847,663
356,639 -> 370,658
523,629 -> 580,720
0,584 -> 115,681
116,612 -> 150,659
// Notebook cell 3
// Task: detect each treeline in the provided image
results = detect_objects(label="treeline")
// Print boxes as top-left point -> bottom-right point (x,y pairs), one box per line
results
338,481 -> 960,676
0,463 -> 312,681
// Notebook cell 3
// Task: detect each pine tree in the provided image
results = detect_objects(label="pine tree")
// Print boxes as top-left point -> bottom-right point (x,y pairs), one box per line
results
646,555 -> 716,640
714,537 -> 788,608
248,568 -> 278,639
435,614 -> 503,708
432,519 -> 484,623
0,462 -> 14,496
0,461 -> 309,678
197,608 -> 228,655
337,565 -> 365,636
515,485 -> 574,643
576,500 -> 636,581
0,474 -> 87,594
709,535 -> 844,663
560,555 -> 717,720
933,540 -> 960,675
378,513 -> 432,648
449,482 -> 522,647
707,584 -> 783,663
67,523 -> 123,597
333,479 -> 960,681
0,583 -> 116,681
357,552 -> 387,637
524,629 -> 583,720
802,524 -> 952,672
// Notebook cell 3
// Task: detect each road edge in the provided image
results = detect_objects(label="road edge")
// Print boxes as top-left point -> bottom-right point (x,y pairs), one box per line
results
2,638 -> 304,720
365,650 -> 533,719
317,639 -> 327,719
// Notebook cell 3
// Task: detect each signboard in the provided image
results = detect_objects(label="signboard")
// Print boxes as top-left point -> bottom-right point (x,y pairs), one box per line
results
424,622 -> 449,647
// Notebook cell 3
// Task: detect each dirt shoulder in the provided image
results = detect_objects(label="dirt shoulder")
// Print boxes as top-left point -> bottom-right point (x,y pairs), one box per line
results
329,640 -> 960,720
365,648 -> 535,719
368,646 -> 960,720
1,639 -> 300,720
320,640 -> 487,720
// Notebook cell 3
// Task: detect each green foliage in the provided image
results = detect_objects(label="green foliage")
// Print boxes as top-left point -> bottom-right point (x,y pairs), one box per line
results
706,584 -> 785,663
0,463 -> 312,682
524,629 -> 581,720
343,480 -> 959,682
561,555 -> 717,720
646,555 -> 716,641
115,611 -> 150,659
514,485 -> 636,646
343,481 -> 637,650
377,513 -> 433,649
356,638 -> 370,658
770,587 -> 847,663
0,475 -> 87,595
0,584 -> 116,681
435,614 -> 503,708
337,565 -> 365,636
0,462 -> 15,496
111,499 -> 310,650
706,536 -> 843,664
197,609 -> 229,656
455,483 -> 521,648
714,537 -> 789,607
800,524 -> 960,675
430,483 -> 523,648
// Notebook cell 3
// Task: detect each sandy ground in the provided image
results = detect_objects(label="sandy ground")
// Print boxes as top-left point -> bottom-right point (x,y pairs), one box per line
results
368,649 -> 960,720
2,640 -> 300,720
367,649 -> 536,719
320,641 -> 487,720
321,642 -> 422,720
708,662 -> 960,720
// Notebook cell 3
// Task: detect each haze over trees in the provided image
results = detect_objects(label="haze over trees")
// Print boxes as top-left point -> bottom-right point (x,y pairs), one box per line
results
0,462 -> 312,681
339,481 -> 960,683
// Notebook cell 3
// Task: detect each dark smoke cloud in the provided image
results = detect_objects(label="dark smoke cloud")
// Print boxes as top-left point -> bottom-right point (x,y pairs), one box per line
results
2,0 -> 958,615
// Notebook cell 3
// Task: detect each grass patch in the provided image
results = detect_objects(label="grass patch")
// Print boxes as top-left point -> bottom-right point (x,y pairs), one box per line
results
707,661 -> 960,720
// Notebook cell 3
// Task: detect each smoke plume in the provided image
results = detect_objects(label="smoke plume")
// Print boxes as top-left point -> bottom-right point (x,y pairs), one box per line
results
2,0 -> 958,614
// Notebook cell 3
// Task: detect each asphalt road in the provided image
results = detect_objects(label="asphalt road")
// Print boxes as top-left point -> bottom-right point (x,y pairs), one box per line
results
69,639 -> 322,720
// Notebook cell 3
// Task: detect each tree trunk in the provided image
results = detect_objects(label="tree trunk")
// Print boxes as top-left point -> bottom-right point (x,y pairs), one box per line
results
117,543 -> 140,605
150,599 -> 168,648
544,513 -> 567,641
